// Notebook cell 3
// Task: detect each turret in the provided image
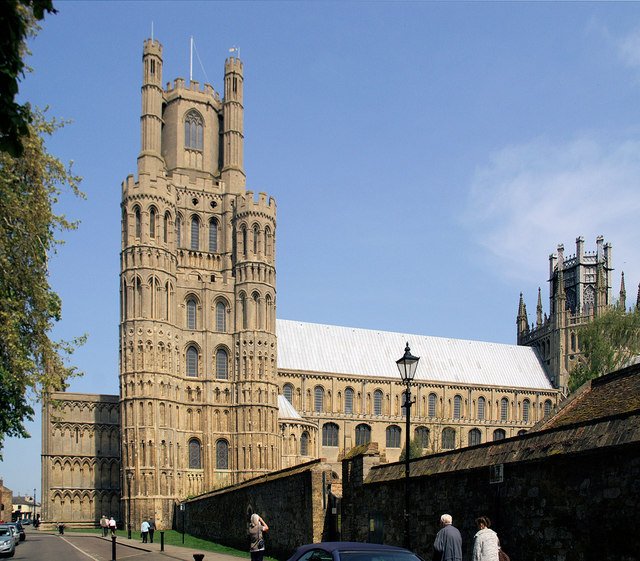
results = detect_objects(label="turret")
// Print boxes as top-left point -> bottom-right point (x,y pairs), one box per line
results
619,271 -> 627,311
517,293 -> 529,336
138,39 -> 164,174
536,287 -> 543,327
222,57 -> 245,192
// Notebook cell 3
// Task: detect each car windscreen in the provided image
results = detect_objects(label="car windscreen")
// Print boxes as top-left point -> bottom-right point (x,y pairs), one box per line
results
0,529 -> 11,537
339,551 -> 423,561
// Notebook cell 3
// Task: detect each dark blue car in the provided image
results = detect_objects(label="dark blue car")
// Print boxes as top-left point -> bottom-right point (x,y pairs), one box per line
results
286,542 -> 424,561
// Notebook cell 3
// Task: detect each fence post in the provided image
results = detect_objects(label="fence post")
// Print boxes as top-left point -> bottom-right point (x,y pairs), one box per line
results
160,531 -> 164,551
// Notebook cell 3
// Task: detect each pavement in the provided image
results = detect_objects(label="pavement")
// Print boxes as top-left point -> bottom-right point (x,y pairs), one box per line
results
63,530 -> 244,561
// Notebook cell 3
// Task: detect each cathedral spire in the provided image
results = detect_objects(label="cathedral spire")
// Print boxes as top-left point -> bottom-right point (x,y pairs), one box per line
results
536,287 -> 543,327
619,271 -> 627,311
517,293 -> 529,336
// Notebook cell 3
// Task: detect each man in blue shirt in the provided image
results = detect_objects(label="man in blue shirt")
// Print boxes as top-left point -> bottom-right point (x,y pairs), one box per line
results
434,514 -> 462,561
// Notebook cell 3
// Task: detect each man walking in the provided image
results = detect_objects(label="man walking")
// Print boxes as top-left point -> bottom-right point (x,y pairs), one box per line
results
433,514 -> 462,561
100,515 -> 108,537
148,519 -> 156,543
141,519 -> 150,543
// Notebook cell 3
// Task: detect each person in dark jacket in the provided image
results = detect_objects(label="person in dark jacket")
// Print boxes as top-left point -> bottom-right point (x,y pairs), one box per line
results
433,514 -> 462,561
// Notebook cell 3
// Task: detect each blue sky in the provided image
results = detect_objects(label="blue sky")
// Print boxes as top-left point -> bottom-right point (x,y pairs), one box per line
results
3,1 -> 640,497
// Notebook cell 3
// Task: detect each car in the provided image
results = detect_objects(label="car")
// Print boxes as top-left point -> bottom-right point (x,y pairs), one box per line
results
286,542 -> 425,561
4,524 -> 23,543
0,527 -> 18,549
0,527 -> 15,558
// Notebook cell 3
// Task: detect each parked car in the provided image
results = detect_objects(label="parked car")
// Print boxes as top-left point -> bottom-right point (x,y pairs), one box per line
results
286,542 -> 425,561
5,524 -> 23,542
0,526 -> 15,557
0,526 -> 18,548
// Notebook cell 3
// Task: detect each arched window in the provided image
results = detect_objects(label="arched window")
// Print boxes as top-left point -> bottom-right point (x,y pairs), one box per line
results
415,426 -> 429,449
209,218 -> 218,252
252,292 -> 260,329
314,386 -> 324,412
176,215 -> 182,247
544,399 -> 552,418
264,226 -> 272,256
522,399 -> 530,422
188,438 -> 202,468
185,110 -> 203,150
468,428 -> 482,446
123,209 -> 128,246
240,293 -> 247,329
355,424 -> 371,446
493,429 -> 506,441
149,207 -> 156,238
216,348 -> 228,379
163,212 -> 170,244
453,395 -> 462,419
517,429 -> 527,436
265,294 -> 272,331
428,393 -> 437,417
301,432 -> 309,456
283,384 -> 294,404
134,206 -> 141,239
477,396 -> 486,420
216,301 -> 226,332
345,387 -> 354,414
442,427 -> 456,450
190,215 -> 200,250
386,425 -> 401,448
500,397 -> 509,421
216,439 -> 228,469
322,423 -> 338,447
373,390 -> 383,416
253,224 -> 259,254
241,225 -> 247,257
186,346 -> 198,377
186,297 -> 197,330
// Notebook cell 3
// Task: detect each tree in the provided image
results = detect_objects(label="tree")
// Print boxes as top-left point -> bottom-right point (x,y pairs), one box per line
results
399,437 -> 423,462
568,307 -> 640,392
0,0 -> 56,157
0,109 -> 85,456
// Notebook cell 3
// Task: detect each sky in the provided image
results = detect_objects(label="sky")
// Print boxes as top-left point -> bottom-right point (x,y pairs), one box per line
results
3,0 -> 640,498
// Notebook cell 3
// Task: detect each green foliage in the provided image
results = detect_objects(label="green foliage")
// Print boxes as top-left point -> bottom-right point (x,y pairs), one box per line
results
0,109 -> 85,455
399,437 -> 423,462
0,0 -> 56,157
568,307 -> 640,392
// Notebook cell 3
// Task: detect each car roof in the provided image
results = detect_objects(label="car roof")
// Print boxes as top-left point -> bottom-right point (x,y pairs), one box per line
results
294,543 -> 412,554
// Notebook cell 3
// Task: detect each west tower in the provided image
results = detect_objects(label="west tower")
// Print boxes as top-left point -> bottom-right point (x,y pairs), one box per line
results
120,39 -> 278,528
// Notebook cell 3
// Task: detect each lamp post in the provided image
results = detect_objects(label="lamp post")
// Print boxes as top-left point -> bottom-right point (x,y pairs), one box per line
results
33,488 -> 36,522
126,471 -> 133,539
396,342 -> 420,550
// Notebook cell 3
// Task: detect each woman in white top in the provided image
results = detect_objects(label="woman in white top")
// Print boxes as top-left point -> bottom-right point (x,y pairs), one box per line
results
472,516 -> 500,561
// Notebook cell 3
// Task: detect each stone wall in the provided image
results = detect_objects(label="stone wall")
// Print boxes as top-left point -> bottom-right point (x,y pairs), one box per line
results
342,432 -> 640,561
183,459 -> 339,561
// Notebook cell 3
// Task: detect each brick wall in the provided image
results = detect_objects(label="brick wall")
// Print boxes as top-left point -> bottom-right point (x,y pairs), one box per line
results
342,441 -> 640,561
183,460 -> 339,560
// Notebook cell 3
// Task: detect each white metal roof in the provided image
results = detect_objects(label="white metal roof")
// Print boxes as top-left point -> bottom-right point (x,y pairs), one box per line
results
276,319 -> 553,390
277,394 -> 302,419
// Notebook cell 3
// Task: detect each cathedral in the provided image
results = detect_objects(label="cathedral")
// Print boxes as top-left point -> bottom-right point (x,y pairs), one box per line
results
42,38 -> 582,530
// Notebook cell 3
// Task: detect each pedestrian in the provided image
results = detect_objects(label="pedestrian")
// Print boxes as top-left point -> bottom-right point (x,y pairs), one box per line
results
148,519 -> 156,543
248,513 -> 269,561
141,519 -> 150,543
472,516 -> 500,561
433,514 -> 462,561
100,514 -> 109,537
109,516 -> 117,537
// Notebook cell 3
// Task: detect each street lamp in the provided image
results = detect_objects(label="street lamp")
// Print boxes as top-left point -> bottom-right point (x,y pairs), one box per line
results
396,342 -> 420,550
126,471 -> 133,539
33,488 -> 36,522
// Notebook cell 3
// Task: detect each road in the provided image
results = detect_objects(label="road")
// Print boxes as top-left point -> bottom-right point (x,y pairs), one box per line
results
12,527 -> 239,561
11,530 -> 150,560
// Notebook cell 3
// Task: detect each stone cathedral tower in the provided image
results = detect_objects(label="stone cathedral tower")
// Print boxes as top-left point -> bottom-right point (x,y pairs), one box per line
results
120,39 -> 279,528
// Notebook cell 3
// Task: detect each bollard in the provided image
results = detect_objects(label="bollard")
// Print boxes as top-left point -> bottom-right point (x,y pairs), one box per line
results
111,535 -> 117,561
160,531 -> 164,551
193,555 -> 205,561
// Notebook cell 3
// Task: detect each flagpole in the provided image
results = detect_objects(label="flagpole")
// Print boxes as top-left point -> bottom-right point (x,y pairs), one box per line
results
190,36 -> 193,81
